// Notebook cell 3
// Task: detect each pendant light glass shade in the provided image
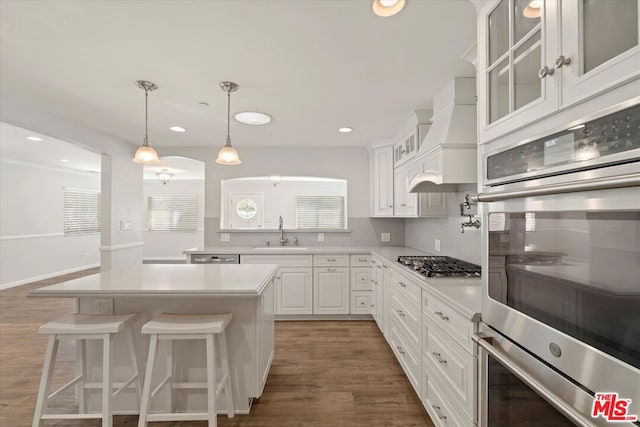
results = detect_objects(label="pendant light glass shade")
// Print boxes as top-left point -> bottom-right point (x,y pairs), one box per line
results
215,81 -> 241,165
132,80 -> 160,164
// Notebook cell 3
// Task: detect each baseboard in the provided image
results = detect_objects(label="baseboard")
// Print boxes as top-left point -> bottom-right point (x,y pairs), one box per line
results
143,257 -> 187,264
0,263 -> 100,291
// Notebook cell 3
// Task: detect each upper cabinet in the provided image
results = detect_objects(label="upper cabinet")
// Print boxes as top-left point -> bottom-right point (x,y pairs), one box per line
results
369,145 -> 395,217
393,110 -> 433,168
477,0 -> 640,144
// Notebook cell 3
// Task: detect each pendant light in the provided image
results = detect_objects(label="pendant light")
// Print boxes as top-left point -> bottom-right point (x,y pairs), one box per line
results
215,81 -> 242,165
132,80 -> 160,164
156,169 -> 174,185
372,0 -> 405,17
523,0 -> 542,19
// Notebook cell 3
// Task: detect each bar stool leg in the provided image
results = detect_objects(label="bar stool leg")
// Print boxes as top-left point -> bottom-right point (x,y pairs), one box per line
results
218,330 -> 235,418
78,339 -> 88,413
125,328 -> 143,405
32,335 -> 59,427
138,334 -> 158,427
205,334 -> 217,427
102,333 -> 113,427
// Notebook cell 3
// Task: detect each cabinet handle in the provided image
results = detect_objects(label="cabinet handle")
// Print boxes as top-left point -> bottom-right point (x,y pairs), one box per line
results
370,304 -> 375,307
538,65 -> 554,78
327,258 -> 336,262
396,309 -> 405,317
432,352 -> 448,364
434,311 -> 450,321
400,203 -> 407,207
399,282 -> 407,288
388,204 -> 393,208
382,265 -> 388,269
555,55 -> 571,69
358,258 -> 368,262
396,346 -> 405,355
327,268 -> 336,272
376,265 -> 382,270
432,405 -> 447,420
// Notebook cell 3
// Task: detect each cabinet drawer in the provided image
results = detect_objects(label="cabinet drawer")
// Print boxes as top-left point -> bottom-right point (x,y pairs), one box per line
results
313,254 -> 350,267
423,317 -> 475,419
422,291 -> 473,351
350,254 -> 372,266
350,267 -> 372,291
390,269 -> 421,308
389,317 -> 420,395
421,358 -> 473,427
390,290 -> 420,348
350,291 -> 372,314
242,254 -> 312,267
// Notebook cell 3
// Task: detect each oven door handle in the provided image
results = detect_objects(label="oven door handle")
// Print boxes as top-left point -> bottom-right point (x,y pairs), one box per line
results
471,172 -> 640,202
474,334 -> 596,427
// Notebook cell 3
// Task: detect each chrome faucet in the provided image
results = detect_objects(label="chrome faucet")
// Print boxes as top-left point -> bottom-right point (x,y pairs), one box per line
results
279,216 -> 288,246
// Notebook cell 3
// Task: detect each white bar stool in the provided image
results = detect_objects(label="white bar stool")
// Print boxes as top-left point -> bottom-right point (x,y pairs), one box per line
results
32,313 -> 141,427
137,313 -> 235,427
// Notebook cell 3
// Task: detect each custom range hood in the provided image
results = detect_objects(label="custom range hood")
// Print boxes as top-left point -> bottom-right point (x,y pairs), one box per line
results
409,77 -> 477,193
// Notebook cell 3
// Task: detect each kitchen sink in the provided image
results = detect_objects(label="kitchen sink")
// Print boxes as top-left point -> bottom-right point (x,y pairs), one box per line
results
252,246 -> 308,251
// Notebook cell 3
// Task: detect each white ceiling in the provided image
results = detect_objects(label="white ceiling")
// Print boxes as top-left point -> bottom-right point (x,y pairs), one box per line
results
0,0 -> 476,148
0,121 -> 101,173
143,156 -> 205,181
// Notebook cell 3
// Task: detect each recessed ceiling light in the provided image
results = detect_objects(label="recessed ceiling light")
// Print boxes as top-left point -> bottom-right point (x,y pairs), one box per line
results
372,0 -> 405,17
234,111 -> 272,126
59,159 -> 69,162
169,126 -> 187,132
338,127 -> 353,133
26,136 -> 43,141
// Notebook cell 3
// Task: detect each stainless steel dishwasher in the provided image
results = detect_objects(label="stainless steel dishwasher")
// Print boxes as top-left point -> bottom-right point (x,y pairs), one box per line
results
188,254 -> 240,264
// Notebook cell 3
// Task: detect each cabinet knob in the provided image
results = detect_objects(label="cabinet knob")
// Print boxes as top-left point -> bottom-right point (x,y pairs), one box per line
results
388,204 -> 393,208
538,65 -> 554,78
555,55 -> 571,69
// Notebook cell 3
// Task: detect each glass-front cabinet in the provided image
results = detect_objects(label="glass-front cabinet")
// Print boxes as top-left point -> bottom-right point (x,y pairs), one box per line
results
477,0 -> 640,144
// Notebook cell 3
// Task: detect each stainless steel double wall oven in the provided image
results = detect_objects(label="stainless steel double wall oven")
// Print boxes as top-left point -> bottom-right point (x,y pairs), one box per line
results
474,101 -> 640,426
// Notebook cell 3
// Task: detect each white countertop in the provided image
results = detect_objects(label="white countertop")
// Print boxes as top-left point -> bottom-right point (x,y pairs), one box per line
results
184,246 -> 376,255
29,264 -> 279,298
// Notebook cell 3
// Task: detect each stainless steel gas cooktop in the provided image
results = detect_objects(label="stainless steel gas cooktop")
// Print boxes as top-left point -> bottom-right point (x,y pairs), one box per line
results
397,255 -> 481,278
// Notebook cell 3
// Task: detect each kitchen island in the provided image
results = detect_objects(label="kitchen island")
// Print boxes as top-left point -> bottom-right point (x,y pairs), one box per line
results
29,263 -> 279,415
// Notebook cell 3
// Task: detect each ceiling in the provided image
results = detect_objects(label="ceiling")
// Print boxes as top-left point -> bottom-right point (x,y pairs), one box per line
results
0,0 -> 476,148
143,156 -> 205,181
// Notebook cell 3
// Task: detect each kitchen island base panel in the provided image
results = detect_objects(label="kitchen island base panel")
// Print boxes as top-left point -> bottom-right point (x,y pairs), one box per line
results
75,285 -> 274,415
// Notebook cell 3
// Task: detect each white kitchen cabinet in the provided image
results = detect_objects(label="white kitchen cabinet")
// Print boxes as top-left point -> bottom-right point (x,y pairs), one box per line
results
350,291 -> 372,315
369,145 -> 394,217
371,258 -> 384,330
275,267 -> 313,315
313,267 -> 350,314
350,267 -> 372,291
393,110 -> 432,168
392,162 -> 448,218
476,0 -> 640,144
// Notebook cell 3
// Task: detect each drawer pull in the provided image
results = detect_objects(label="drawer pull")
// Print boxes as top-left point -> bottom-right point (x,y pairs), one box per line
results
327,258 -> 336,262
396,346 -> 405,355
358,258 -> 368,262
376,265 -> 382,270
432,404 -> 447,420
434,311 -> 450,321
432,352 -> 448,364
327,268 -> 336,272
399,282 -> 407,288
370,304 -> 375,307
396,310 -> 405,317
382,265 -> 388,269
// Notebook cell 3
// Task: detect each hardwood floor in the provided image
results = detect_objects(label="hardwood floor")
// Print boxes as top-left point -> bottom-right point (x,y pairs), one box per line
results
0,270 -> 433,426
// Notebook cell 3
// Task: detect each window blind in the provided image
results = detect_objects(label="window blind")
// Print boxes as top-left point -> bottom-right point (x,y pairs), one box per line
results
147,195 -> 197,231
488,213 -> 506,231
296,196 -> 345,229
64,188 -> 101,236
525,212 -> 536,232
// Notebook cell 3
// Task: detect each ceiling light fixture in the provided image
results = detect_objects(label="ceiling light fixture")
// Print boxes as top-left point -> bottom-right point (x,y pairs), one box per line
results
156,169 -> 174,185
338,127 -> 353,133
523,0 -> 543,18
169,126 -> 187,133
26,136 -> 43,141
215,81 -> 242,165
234,111 -> 272,126
270,175 -> 281,186
132,80 -> 160,164
372,0 -> 405,17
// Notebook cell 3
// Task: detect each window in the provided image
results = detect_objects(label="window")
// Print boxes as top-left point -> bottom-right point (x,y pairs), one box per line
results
64,188 -> 101,236
296,196 -> 345,229
236,199 -> 257,220
147,195 -> 197,231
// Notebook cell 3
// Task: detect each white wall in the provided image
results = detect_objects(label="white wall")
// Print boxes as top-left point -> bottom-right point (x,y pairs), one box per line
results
0,161 -> 101,288
159,146 -> 406,247
404,184 -> 482,264
221,178 -> 347,229
142,179 -> 205,260
1,91 -> 144,270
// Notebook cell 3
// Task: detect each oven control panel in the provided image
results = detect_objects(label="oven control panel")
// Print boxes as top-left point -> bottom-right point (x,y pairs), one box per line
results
487,103 -> 640,185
